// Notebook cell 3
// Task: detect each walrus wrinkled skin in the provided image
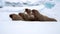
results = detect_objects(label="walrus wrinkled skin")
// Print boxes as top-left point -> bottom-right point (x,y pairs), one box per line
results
9,14 -> 24,20
32,9 -> 57,21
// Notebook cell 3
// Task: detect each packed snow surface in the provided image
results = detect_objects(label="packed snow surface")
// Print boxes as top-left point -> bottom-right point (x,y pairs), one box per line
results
0,0 -> 60,34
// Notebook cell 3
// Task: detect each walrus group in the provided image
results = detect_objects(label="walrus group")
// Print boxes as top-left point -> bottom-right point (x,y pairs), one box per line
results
9,8 -> 57,21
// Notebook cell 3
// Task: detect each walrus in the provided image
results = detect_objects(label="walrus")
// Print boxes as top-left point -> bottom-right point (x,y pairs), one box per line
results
25,8 -> 32,15
32,9 -> 57,21
18,13 -> 30,21
18,8 -> 34,21
9,14 -> 24,20
24,8 -> 35,21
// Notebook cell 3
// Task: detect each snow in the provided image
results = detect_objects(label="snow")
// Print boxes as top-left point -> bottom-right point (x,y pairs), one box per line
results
0,0 -> 60,34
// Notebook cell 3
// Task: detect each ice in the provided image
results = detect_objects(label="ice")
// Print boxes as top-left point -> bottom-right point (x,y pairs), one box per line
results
0,0 -> 60,34
5,0 -> 44,7
0,0 -> 5,8
44,2 -> 55,9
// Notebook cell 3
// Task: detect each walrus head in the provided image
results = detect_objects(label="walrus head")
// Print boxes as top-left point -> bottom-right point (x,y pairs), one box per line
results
9,14 -> 16,18
19,13 -> 29,20
25,8 -> 32,15
32,9 -> 40,14
19,13 -> 25,17
9,14 -> 23,20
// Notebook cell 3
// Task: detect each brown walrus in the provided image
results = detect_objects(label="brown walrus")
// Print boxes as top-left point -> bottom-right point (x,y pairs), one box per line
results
25,8 -> 32,15
18,13 -> 30,21
32,9 -> 57,21
24,8 -> 34,21
9,14 -> 24,20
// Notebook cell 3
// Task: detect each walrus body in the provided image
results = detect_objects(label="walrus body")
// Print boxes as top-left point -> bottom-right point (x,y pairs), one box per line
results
32,9 -> 57,21
32,9 -> 44,21
9,14 -> 23,20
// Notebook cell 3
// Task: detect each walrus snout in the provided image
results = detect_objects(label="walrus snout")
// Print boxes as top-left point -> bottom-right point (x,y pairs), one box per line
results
25,8 -> 28,11
9,14 -> 13,18
25,8 -> 32,15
